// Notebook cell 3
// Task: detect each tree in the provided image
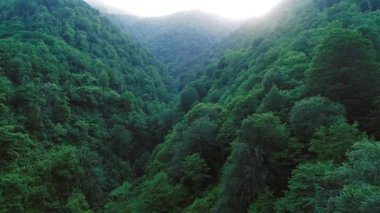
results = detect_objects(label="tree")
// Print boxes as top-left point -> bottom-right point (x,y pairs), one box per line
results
239,113 -> 289,152
66,190 -> 93,213
98,71 -> 110,88
127,172 -> 187,212
258,86 -> 291,116
277,140 -> 380,212
309,120 -> 364,163
180,87 -> 199,112
307,28 -> 380,121
275,162 -> 336,212
289,96 -> 345,141
181,153 -> 212,193
214,143 -> 266,212
170,116 -> 220,180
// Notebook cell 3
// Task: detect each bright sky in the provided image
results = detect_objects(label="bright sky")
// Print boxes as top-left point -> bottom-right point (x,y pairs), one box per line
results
94,0 -> 283,19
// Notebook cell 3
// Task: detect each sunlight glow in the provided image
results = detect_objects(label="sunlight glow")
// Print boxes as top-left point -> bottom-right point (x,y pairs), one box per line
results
89,0 -> 283,19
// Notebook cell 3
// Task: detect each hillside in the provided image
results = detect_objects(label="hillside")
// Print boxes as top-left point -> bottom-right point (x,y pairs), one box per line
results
0,0 -> 172,211
109,11 -> 242,79
106,0 -> 380,212
2,0 -> 380,212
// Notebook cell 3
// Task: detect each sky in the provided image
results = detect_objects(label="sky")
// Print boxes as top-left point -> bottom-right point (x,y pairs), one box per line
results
90,0 -> 283,20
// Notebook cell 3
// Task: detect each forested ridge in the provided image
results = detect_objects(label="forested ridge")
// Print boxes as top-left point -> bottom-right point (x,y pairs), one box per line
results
108,11 -> 241,81
0,0 -> 173,211
2,0 -> 380,212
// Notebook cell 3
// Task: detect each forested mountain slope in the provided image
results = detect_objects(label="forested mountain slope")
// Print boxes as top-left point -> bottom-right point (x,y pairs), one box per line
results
0,0 -> 172,211
2,0 -> 380,212
106,0 -> 380,212
108,11 -> 242,79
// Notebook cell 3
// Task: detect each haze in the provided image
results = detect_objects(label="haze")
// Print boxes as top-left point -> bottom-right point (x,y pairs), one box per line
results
88,0 -> 283,19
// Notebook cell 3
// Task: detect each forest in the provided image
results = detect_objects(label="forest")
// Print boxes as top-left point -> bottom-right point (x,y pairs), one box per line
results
1,0 -> 380,212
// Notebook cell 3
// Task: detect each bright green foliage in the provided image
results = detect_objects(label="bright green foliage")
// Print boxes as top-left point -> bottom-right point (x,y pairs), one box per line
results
309,120 -> 365,163
275,162 -> 337,212
277,140 -> 380,212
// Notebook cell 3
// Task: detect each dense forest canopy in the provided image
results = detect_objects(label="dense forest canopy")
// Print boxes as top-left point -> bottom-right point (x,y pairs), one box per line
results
1,0 -> 380,212
0,0 -> 173,211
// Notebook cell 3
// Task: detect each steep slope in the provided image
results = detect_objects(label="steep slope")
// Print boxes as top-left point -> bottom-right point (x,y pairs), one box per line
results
0,0 -> 171,211
109,11 -> 242,79
105,0 -> 380,212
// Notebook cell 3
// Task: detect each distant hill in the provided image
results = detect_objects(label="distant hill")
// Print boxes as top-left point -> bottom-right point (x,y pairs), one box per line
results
109,11 -> 243,79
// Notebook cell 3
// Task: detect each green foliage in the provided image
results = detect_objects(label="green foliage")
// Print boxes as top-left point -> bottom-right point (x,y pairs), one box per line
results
277,139 -> 380,212
215,113 -> 289,212
0,0 -> 171,211
110,11 -> 241,79
181,153 -> 212,193
184,187 -> 221,213
307,27 -> 380,121
239,113 -> 289,152
66,191 -> 93,213
127,172 -> 188,212
289,96 -> 345,141
309,120 -> 365,163
258,86 -> 291,116
248,189 -> 276,213
104,182 -> 133,213
2,0 -> 380,212
215,142 -> 265,212
180,86 -> 200,111
275,161 -> 337,212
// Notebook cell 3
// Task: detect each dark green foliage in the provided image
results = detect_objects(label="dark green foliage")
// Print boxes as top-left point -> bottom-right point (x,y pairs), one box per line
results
214,142 -> 265,212
239,113 -> 289,152
215,113 -> 289,212
307,27 -> 380,121
248,189 -> 276,213
289,96 -> 345,141
181,153 -> 212,193
180,86 -> 200,112
0,0 -> 171,211
3,0 -> 380,212
126,172 -> 187,212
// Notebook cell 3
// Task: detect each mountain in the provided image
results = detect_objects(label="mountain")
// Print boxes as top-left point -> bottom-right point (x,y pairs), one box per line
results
0,0 -> 172,211
109,11 -> 242,80
3,0 -> 380,212
105,0 -> 380,212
